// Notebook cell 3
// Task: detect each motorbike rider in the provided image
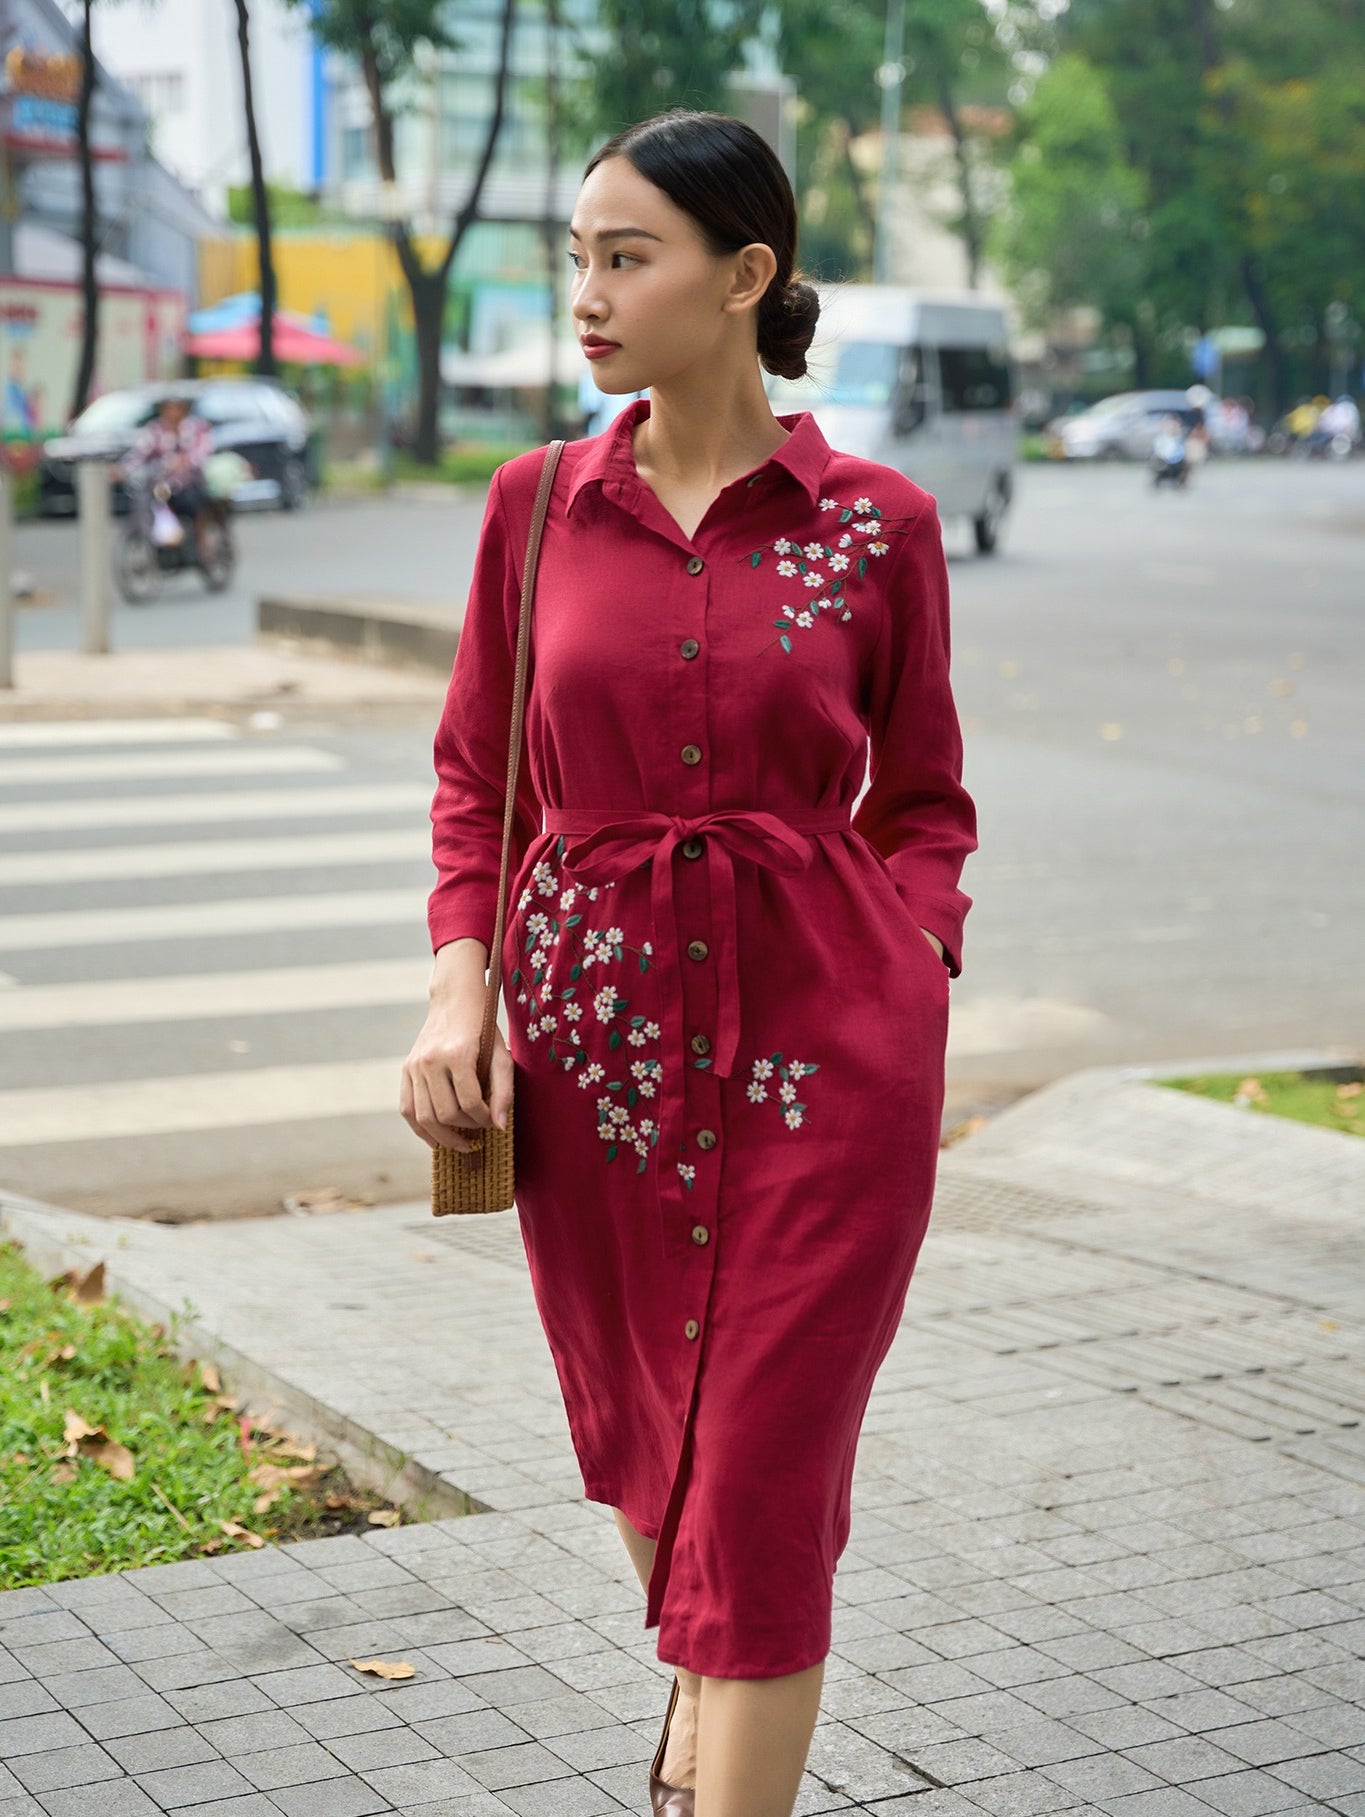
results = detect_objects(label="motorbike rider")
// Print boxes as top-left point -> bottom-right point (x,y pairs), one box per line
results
122,391 -> 215,562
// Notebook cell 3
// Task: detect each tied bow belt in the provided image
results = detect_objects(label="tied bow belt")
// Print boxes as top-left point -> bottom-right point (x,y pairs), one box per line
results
540,806 -> 853,1246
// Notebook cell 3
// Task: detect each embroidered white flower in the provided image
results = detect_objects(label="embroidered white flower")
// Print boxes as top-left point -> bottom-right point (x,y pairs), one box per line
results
643,1019 -> 660,1038
779,1079 -> 797,1103
532,861 -> 558,896
803,571 -> 825,589
784,1107 -> 805,1130
747,1080 -> 768,1103
838,533 -> 853,548
819,495 -> 838,509
829,553 -> 849,572
560,885 -> 578,909
752,1057 -> 775,1080
776,559 -> 799,577
868,541 -> 890,557
795,610 -> 815,629
746,1050 -> 820,1131
677,1162 -> 696,1185
815,597 -> 832,613
773,537 -> 793,554
592,985 -> 618,1022
853,495 -> 874,512
855,520 -> 878,535
789,1060 -> 809,1077
802,541 -> 825,560
841,610 -> 852,621
627,1026 -> 648,1046
564,1002 -> 583,1021
781,605 -> 796,620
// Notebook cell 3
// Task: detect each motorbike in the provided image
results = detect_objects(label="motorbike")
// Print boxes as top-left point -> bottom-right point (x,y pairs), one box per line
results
114,472 -> 236,603
1150,430 -> 1189,488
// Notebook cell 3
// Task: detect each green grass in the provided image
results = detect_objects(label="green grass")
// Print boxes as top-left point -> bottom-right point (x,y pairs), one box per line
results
0,1239 -> 410,1589
1154,1068 -> 1364,1138
390,445 -> 533,485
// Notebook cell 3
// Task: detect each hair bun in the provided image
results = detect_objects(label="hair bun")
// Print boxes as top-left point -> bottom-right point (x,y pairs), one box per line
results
759,277 -> 820,382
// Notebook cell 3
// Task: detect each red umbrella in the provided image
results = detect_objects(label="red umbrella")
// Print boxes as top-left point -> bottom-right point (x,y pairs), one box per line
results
185,315 -> 365,368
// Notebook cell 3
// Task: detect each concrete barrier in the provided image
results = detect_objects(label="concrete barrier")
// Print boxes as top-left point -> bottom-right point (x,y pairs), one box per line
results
257,591 -> 461,673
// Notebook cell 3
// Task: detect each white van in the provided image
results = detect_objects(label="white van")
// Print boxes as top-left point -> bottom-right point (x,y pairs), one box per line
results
764,284 -> 1018,553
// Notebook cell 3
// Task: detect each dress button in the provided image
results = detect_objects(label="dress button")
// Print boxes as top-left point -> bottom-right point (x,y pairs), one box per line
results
680,638 -> 700,659
687,939 -> 708,961
691,1033 -> 711,1056
686,555 -> 705,575
696,1128 -> 718,1150
684,1318 -> 700,1340
681,744 -> 702,765
691,1223 -> 710,1245
681,836 -> 704,859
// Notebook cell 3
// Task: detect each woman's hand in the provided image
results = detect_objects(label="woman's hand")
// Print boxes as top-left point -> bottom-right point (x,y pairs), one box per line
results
400,940 -> 513,1151
919,927 -> 945,963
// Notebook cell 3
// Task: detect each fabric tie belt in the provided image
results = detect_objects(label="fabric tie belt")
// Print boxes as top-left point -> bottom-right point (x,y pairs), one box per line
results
540,806 -> 853,1247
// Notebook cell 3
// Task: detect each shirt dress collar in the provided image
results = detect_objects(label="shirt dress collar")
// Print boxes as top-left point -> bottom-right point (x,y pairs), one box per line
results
564,395 -> 832,519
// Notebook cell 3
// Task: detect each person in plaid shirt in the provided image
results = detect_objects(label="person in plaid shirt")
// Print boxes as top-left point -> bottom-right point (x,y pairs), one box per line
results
123,393 -> 215,558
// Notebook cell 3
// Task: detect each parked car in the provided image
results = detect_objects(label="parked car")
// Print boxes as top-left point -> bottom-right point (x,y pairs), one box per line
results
1045,388 -> 1221,461
39,377 -> 315,517
764,283 -> 1018,554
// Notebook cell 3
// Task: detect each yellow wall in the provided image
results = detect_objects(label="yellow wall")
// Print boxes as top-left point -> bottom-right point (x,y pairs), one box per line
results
198,229 -> 458,360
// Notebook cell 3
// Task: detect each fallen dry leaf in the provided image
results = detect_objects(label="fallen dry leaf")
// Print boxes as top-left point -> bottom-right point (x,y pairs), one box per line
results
253,1487 -> 285,1514
367,1508 -> 402,1528
218,1520 -> 266,1548
283,1186 -> 374,1215
49,1460 -> 78,1484
72,1260 -> 106,1306
1336,1082 -> 1362,1100
199,1361 -> 222,1394
248,1461 -> 325,1492
347,1657 -> 415,1680
84,1439 -> 135,1481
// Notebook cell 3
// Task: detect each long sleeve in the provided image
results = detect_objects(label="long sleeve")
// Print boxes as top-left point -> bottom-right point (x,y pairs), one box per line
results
851,499 -> 978,977
427,466 -> 544,960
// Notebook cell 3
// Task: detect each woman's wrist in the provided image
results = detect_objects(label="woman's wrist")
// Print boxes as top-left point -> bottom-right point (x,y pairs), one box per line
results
430,937 -> 489,999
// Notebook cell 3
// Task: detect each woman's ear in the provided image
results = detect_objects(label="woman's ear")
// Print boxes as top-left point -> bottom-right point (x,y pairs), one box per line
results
723,243 -> 778,316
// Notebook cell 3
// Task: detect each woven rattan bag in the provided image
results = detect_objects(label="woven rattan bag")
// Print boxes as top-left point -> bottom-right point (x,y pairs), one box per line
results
431,438 -> 565,1216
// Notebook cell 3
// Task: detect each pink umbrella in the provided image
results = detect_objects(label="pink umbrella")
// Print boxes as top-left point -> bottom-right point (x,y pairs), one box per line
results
185,314 -> 365,368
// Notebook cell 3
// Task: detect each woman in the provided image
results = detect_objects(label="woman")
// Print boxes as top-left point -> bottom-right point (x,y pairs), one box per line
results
401,109 -> 978,1817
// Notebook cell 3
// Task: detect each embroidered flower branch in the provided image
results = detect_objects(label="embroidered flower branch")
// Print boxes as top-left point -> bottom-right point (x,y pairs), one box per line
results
510,834 -> 662,1174
745,1052 -> 820,1130
747,491 -> 912,654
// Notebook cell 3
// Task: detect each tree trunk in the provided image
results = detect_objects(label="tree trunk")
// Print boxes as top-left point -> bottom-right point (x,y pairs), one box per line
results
837,116 -> 879,271
70,0 -> 99,421
936,75 -> 981,289
1239,254 -> 1288,415
538,0 -> 562,445
233,0 -> 276,376
360,0 -> 517,467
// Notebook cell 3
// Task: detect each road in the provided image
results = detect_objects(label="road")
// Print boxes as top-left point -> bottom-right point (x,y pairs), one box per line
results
1,457 -> 1361,1219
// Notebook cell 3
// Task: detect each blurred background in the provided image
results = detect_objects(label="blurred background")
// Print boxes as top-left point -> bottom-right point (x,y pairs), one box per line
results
0,0 -> 1360,1219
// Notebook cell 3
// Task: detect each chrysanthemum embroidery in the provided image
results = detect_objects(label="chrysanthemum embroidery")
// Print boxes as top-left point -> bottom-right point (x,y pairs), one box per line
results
745,1052 -> 820,1130
509,834 -> 662,1174
749,491 -> 902,654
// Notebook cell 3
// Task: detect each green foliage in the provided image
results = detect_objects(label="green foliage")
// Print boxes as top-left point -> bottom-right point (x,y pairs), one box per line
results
289,0 -> 454,85
226,183 -> 351,229
0,1242 -> 395,1587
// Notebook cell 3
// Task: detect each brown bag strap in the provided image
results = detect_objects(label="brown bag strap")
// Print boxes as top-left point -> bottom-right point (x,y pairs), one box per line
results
477,438 -> 565,1091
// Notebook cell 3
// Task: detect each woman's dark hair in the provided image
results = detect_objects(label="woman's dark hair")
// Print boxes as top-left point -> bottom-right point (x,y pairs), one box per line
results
583,108 -> 820,382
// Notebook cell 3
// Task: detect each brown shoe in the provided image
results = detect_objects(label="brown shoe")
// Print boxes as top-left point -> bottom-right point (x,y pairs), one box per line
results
649,1674 -> 695,1815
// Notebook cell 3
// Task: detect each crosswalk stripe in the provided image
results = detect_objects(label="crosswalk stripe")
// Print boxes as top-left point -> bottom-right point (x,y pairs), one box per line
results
0,889 -> 428,951
0,958 -> 432,1031
0,1057 -> 410,1147
0,829 -> 429,887
0,747 -> 345,786
0,719 -> 238,748
0,783 -> 432,835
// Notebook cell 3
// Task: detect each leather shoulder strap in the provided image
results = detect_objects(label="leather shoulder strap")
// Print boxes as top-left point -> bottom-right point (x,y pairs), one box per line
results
478,439 -> 565,1086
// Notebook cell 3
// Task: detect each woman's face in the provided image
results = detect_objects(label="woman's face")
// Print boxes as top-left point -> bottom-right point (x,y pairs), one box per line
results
568,154 -> 776,394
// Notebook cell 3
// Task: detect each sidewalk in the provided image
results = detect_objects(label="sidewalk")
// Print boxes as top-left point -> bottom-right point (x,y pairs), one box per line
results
3,1056 -> 1363,1815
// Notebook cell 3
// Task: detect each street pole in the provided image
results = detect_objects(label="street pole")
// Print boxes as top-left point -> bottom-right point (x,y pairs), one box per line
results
0,465 -> 12,689
873,0 -> 906,284
77,459 -> 111,655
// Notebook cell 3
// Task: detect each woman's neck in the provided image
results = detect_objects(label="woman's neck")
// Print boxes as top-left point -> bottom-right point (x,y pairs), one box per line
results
631,381 -> 791,494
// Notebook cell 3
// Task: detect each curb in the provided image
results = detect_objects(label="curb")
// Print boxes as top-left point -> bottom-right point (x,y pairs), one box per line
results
257,593 -> 459,674
0,1185 -> 485,1527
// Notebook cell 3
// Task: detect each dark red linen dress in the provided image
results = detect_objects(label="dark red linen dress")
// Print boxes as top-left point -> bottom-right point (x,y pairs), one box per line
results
427,398 -> 978,1678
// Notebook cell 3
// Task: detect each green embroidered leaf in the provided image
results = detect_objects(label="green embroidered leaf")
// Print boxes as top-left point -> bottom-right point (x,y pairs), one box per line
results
750,551 -> 762,568
858,557 -> 867,579
560,985 -> 577,998
637,1155 -> 648,1173
606,1144 -> 618,1162
569,963 -> 582,981
608,1030 -> 621,1050
556,835 -> 566,856
804,1063 -> 821,1074
779,634 -> 792,654
694,1057 -> 712,1069
840,508 -> 853,523
639,954 -> 649,974
511,968 -> 521,985
565,913 -> 583,927
630,1014 -> 645,1027
778,1066 -> 789,1080
614,945 -> 624,961
607,1079 -> 622,1090
627,1087 -> 638,1107
532,966 -> 544,985
681,1173 -> 694,1190
771,1051 -> 783,1063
